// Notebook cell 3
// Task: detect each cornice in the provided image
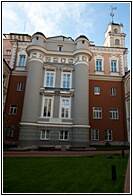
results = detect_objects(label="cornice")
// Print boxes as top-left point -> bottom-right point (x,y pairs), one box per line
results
11,70 -> 28,76
89,74 -> 123,81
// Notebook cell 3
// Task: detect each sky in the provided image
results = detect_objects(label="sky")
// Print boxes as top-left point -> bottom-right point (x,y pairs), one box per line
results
2,1 -> 131,69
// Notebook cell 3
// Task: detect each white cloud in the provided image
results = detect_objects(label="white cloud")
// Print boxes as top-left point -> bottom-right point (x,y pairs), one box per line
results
2,2 -> 96,39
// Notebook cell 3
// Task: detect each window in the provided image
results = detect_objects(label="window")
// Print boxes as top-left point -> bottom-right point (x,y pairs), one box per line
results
91,129 -> 99,140
43,97 -> 53,117
3,75 -> 6,85
17,83 -> 24,91
114,28 -> 118,34
6,50 -> 11,55
59,131 -> 69,141
105,130 -> 112,141
60,97 -> 71,118
94,87 -> 100,95
93,107 -> 102,119
115,39 -> 120,45
19,55 -> 26,66
61,72 -> 71,88
6,128 -> 14,138
45,71 -> 55,87
111,60 -> 117,72
110,108 -> 119,119
58,45 -> 63,51
9,105 -> 17,115
96,59 -> 102,71
110,88 -> 116,96
40,130 -> 50,140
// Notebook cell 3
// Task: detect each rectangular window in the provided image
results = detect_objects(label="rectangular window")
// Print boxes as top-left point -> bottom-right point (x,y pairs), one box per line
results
17,83 -> 24,91
111,60 -> 117,72
110,108 -> 119,119
60,97 -> 71,118
45,71 -> 55,87
61,72 -> 71,88
19,55 -> 26,66
9,105 -> 17,115
93,107 -> 102,119
105,130 -> 112,141
40,130 -> 50,140
110,88 -> 116,96
59,131 -> 69,141
6,129 -> 14,138
91,129 -> 99,140
58,45 -> 63,52
94,87 -> 100,95
96,59 -> 102,71
6,50 -> 11,55
43,97 -> 53,117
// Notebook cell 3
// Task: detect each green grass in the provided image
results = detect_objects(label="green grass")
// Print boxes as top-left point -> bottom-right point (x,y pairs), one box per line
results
3,154 -> 128,193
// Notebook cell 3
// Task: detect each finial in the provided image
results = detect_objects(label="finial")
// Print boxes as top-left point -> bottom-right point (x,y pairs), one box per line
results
110,6 -> 117,23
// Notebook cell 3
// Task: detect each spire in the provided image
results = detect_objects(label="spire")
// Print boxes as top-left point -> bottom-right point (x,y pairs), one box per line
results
110,6 -> 117,23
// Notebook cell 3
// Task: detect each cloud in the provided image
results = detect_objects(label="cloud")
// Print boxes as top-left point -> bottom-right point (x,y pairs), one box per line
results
2,2 -> 96,39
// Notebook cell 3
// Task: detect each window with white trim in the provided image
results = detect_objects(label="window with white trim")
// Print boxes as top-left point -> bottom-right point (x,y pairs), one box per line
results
17,83 -> 24,91
94,87 -> 100,95
43,97 -> 53,117
45,71 -> 55,87
58,45 -> 63,52
111,60 -> 117,72
40,130 -> 50,140
105,129 -> 112,141
61,72 -> 71,88
18,55 -> 26,66
91,129 -> 99,140
9,105 -> 17,115
110,88 -> 116,96
59,130 -> 69,141
93,107 -> 102,119
96,59 -> 102,71
6,50 -> 11,55
110,108 -> 119,119
60,97 -> 71,118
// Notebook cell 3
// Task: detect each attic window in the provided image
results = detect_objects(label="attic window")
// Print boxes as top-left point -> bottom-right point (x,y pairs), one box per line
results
58,45 -> 63,52
36,37 -> 39,40
82,40 -> 85,44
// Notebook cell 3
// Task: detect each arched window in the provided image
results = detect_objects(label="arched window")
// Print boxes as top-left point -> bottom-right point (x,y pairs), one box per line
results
115,39 -> 120,45
114,28 -> 118,34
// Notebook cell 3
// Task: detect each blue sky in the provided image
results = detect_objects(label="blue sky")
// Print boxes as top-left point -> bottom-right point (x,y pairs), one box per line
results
2,2 -> 131,69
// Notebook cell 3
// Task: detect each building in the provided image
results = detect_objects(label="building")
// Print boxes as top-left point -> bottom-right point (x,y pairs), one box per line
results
123,70 -> 130,143
3,58 -> 12,111
3,20 -> 129,147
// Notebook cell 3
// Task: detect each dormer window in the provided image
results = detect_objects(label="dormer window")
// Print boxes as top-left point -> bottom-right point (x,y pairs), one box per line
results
82,40 -> 85,44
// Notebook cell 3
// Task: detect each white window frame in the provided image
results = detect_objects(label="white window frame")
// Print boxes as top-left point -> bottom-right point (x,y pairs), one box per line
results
105,129 -> 112,141
91,129 -> 99,140
60,97 -> 71,119
9,104 -> 17,115
109,56 -> 119,73
40,130 -> 50,140
16,50 -> 27,67
93,107 -> 102,119
41,96 -> 54,118
94,55 -> 104,72
44,71 -> 55,88
94,87 -> 100,95
58,45 -> 63,52
59,130 -> 69,141
6,50 -> 11,55
61,71 -> 72,88
17,83 -> 24,91
110,108 -> 119,120
110,88 -> 116,96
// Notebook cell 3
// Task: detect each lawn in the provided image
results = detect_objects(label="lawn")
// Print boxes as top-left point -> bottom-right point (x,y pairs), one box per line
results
3,154 -> 128,193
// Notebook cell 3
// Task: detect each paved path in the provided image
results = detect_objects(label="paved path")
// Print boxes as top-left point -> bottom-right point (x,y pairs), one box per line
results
3,149 -> 130,193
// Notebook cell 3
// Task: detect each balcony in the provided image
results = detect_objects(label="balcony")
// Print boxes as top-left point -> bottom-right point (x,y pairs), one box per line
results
40,87 -> 74,96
